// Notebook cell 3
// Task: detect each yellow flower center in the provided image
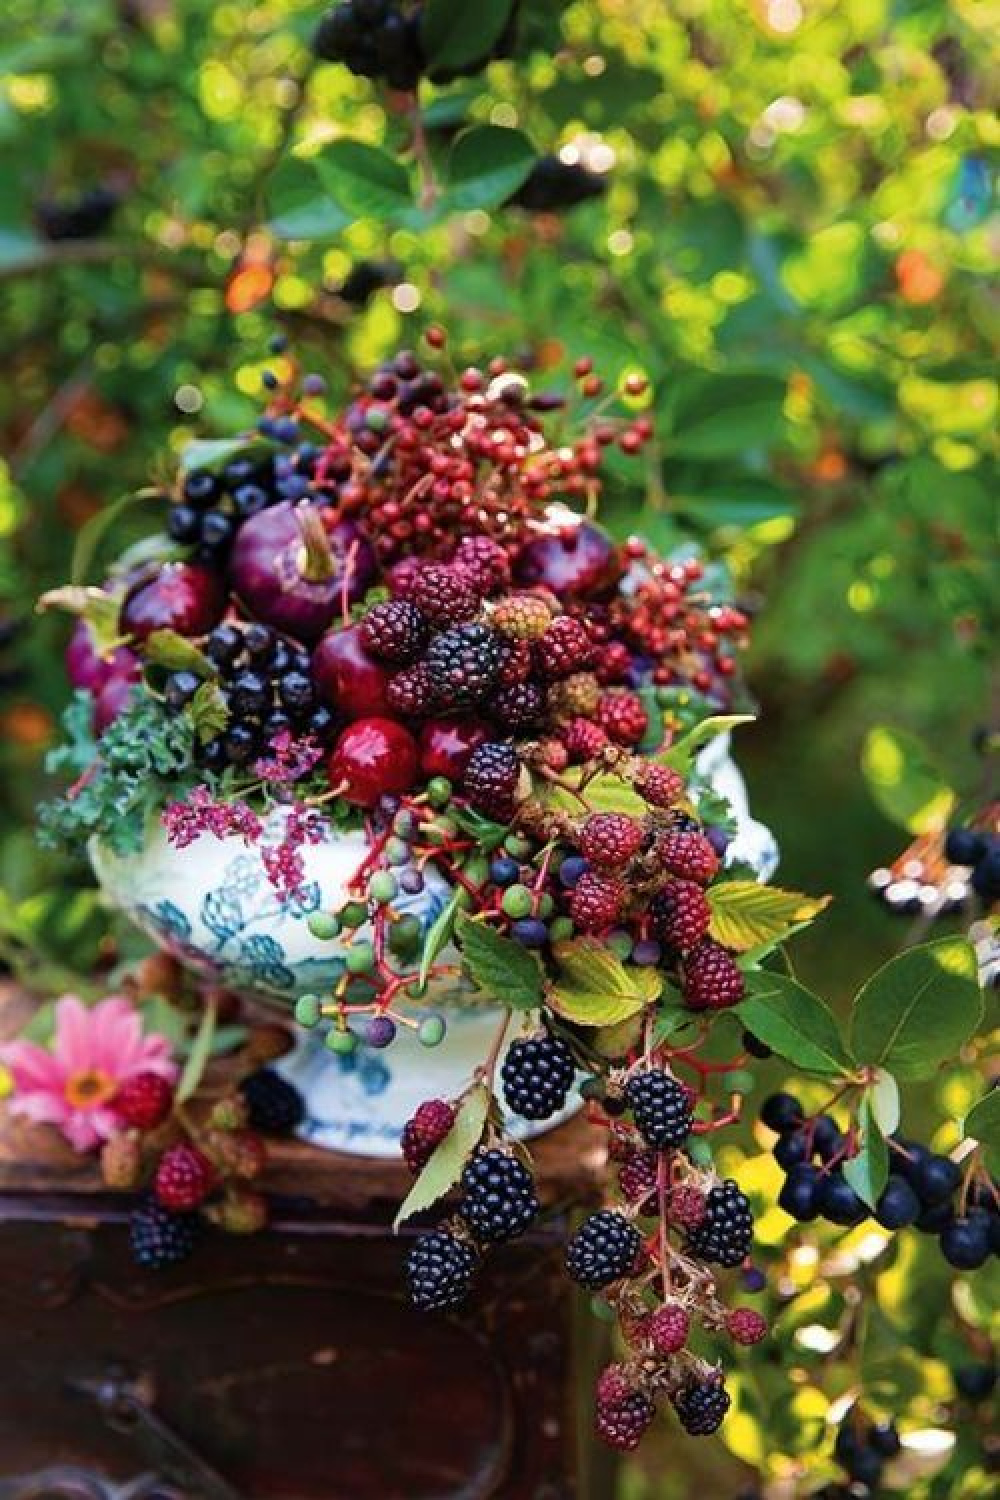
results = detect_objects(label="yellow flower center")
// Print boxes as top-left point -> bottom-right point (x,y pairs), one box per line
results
65,1069 -> 117,1110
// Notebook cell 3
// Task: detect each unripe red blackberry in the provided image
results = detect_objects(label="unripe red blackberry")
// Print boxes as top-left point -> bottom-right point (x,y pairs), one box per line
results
725,1307 -> 768,1345
682,939 -> 745,1011
501,1031 -> 575,1121
497,636 -> 533,685
668,1184 -> 707,1230
462,741 -> 522,819
624,1069 -> 694,1149
154,1143 -> 218,1212
650,880 -> 711,952
636,763 -> 684,808
129,1196 -> 200,1270
569,871 -> 625,933
595,1388 -> 656,1451
596,1362 -> 632,1408
492,679 -> 545,730
618,1149 -> 659,1209
535,615 -> 594,679
672,1374 -> 731,1435
361,598 -> 429,664
406,1228 -> 478,1311
451,535 -> 511,594
597,690 -> 648,746
113,1071 -> 174,1131
566,1210 -> 641,1288
386,661 -> 438,716
409,564 -> 482,627
579,812 -> 644,869
401,1098 -> 456,1171
562,715 -> 609,763
649,1303 -> 690,1355
491,592 -> 553,641
658,831 -> 720,885
458,1148 -> 539,1243
685,1179 -> 753,1267
425,623 -> 506,707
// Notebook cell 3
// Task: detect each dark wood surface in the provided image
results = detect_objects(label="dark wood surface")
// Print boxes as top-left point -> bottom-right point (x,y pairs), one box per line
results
0,985 -> 611,1500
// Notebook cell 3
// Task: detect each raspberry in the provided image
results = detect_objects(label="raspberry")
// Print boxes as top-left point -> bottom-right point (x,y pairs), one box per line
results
492,679 -> 545,730
154,1143 -> 218,1211
501,1031 -> 575,1120
386,661 -> 438,716
409,564 -> 482,627
535,616 -> 594,679
624,1069 -> 694,1149
726,1307 -> 768,1345
406,1229 -> 478,1311
597,691 -> 648,746
618,1149 -> 659,1210
596,1363 -> 632,1408
401,1098 -> 456,1171
668,1184 -> 707,1230
491,592 -> 553,641
101,1130 -> 142,1189
113,1072 -> 174,1131
685,1179 -> 753,1267
649,1303 -> 690,1355
579,812 -> 644,869
462,741 -> 522,819
636,763 -> 684,808
458,1148 -> 540,1243
566,1210 -> 641,1289
682,940 -> 745,1011
651,880 -> 711,952
129,1197 -> 200,1269
562,716 -> 609,763
451,535 -> 511,594
361,598 -> 429,664
547,671 -> 600,720
569,871 -> 625,933
596,1389 -> 656,1451
672,1375 -> 731,1435
425,623 -> 506,707
658,831 -> 720,885
239,1068 -> 305,1134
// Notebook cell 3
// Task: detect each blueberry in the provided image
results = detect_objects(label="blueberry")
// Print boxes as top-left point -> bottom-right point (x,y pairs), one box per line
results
228,670 -> 271,718
222,456 -> 259,488
164,671 -> 202,710
205,624 -> 244,668
262,711 -> 293,741
183,469 -> 218,506
940,1213 -> 992,1269
812,1115 -> 845,1162
944,827 -> 987,866
845,1447 -> 883,1485
232,483 -> 271,518
953,1362 -> 996,1400
490,855 -> 520,886
818,1172 -> 868,1227
279,670 -> 316,716
915,1198 -> 955,1234
511,918 -> 548,948
223,723 -> 260,765
890,1138 -> 930,1182
309,705 -> 335,739
875,1175 -> 920,1230
869,1420 -> 901,1457
167,503 -> 201,543
778,1165 -> 820,1221
971,845 -> 1000,900
774,1130 -> 810,1171
914,1153 -> 962,1205
760,1092 -> 803,1133
243,624 -> 276,660
558,854 -> 589,888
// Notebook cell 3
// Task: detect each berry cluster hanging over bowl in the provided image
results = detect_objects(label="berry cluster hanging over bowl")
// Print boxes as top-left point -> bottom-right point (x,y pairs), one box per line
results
39,331 -> 831,1452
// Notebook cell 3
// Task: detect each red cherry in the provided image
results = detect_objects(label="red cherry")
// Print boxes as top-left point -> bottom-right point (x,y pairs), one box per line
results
514,517 -> 621,600
121,563 -> 226,641
327,717 -> 419,807
418,719 -> 489,781
311,624 -> 392,717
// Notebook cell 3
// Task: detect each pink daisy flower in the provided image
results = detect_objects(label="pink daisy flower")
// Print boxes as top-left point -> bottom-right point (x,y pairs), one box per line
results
0,993 -> 177,1153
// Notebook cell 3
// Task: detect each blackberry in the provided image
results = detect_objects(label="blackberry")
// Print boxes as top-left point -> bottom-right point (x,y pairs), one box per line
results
618,1149 -> 659,1210
406,1229 -> 477,1311
569,871 -> 625,933
597,691 -> 648,746
409,564 -> 482,627
624,1069 -> 694,1149
401,1098 -> 455,1171
501,1032 -> 575,1121
387,661 -> 438,716
361,599 -> 428,664
685,1180 -> 753,1267
491,592 -> 552,641
566,1210 -> 641,1289
682,939 -> 745,1011
129,1197 -> 200,1270
595,1389 -> 656,1451
635,762 -> 684,808
509,155 -> 608,212
462,741 -> 521,819
650,880 -> 711,952
579,812 -> 644,870
492,679 -> 545,730
451,535 -> 511,595
239,1068 -> 305,1134
672,1375 -> 731,1436
425,622 -> 506,707
458,1148 -> 540,1243
658,831 -> 720,885
649,1303 -> 690,1354
154,1143 -> 218,1212
535,616 -> 594,679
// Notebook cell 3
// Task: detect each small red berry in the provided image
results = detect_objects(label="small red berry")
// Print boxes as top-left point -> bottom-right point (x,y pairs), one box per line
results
114,1072 -> 175,1131
668,1184 -> 707,1230
657,831 -> 720,885
725,1307 -> 768,1345
596,1362 -> 631,1408
579,812 -> 644,869
682,939 -> 745,1011
636,763 -> 684,808
569,871 -> 625,933
597,690 -> 648,746
154,1143 -> 218,1211
401,1099 -> 456,1171
649,1303 -> 690,1355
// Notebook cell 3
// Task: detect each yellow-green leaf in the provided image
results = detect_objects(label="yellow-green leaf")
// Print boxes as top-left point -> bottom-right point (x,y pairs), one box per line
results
548,939 -> 661,1026
533,770 -> 647,818
707,881 -> 830,952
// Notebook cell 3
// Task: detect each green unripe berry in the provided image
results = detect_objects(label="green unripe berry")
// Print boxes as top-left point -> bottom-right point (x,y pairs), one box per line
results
501,884 -> 534,920
505,834 -> 533,859
535,891 -> 555,919
346,940 -> 375,974
463,854 -> 490,887
721,1069 -> 755,1095
294,993 -> 322,1027
424,816 -> 457,845
388,913 -> 422,957
338,900 -> 368,929
427,776 -> 452,808
368,871 -> 398,905
417,1014 -> 446,1047
549,916 -> 574,942
326,1028 -> 357,1055
686,1136 -> 714,1168
607,930 -> 633,961
384,836 -> 409,865
306,911 -> 340,941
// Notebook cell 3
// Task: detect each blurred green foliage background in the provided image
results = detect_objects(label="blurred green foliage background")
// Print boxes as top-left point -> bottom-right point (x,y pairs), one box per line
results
0,2 -> 996,1491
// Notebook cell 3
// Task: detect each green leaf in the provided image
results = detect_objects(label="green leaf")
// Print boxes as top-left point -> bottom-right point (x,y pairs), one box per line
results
266,156 -> 351,241
661,714 -> 756,773
456,915 -> 544,1010
37,585 -> 124,655
175,998 -> 217,1105
850,938 -> 983,1081
444,126 -> 535,212
313,140 -> 414,224
707,881 -> 830,952
861,725 -> 956,835
143,629 -> 213,677
394,1083 -> 489,1229
70,488 -> 161,587
549,940 -> 662,1026
963,1088 -> 1000,1173
419,889 -> 461,988
869,1067 -> 901,1137
843,1093 -> 888,1212
188,681 -> 230,744
535,770 -> 646,818
421,0 -> 515,70
179,438 -> 272,474
664,375 -> 789,460
738,972 -> 853,1076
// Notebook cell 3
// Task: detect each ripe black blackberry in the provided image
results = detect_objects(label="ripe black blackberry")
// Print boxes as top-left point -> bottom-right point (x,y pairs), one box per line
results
458,1148 -> 540,1243
406,1228 -> 478,1310
387,661 -> 438,716
129,1197 -> 200,1269
566,1210 -> 641,1289
502,1031 -> 575,1121
672,1375 -> 731,1436
361,598 -> 428,664
37,185 -> 119,242
240,1068 -> 305,1135
425,622 -> 507,707
462,741 -> 522,819
595,1389 -> 657,1451
492,679 -> 545,730
685,1179 -> 753,1267
313,1 -> 424,90
624,1069 -> 694,1149
508,156 -> 607,212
